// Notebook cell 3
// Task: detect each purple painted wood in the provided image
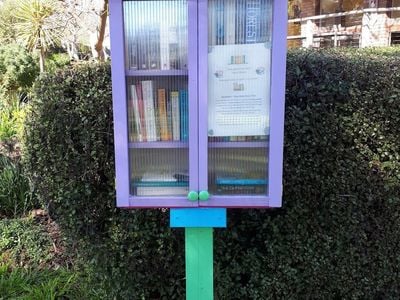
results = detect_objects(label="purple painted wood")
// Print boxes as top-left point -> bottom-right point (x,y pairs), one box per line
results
267,0 -> 288,207
198,0 -> 208,195
111,0 -> 287,209
110,0 -> 130,207
129,142 -> 188,149
126,70 -> 188,77
188,0 -> 199,199
208,142 -> 268,149
197,0 -> 287,208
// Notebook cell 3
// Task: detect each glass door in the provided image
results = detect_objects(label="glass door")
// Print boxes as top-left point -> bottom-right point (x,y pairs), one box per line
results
198,0 -> 274,207
121,0 -> 198,207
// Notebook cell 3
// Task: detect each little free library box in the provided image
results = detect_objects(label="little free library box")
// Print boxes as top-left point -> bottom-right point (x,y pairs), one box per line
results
110,0 -> 287,209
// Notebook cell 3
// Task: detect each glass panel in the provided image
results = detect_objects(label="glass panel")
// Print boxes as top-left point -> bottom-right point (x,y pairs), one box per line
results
124,0 -> 189,197
207,0 -> 272,196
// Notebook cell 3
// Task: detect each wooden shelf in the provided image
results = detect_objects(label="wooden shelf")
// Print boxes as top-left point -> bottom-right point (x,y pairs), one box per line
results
129,141 -> 189,149
208,141 -> 268,148
125,69 -> 188,77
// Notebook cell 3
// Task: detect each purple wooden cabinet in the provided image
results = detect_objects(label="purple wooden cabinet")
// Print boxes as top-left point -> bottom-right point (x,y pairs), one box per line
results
109,0 -> 288,208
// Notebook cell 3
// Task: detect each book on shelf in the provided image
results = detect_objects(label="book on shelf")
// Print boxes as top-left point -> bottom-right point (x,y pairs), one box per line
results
148,26 -> 161,69
208,135 -> 268,142
130,84 -> 143,142
138,31 -> 148,70
224,0 -> 236,44
171,91 -> 181,141
141,80 -> 157,142
245,0 -> 262,44
128,38 -> 138,70
179,90 -> 188,142
207,0 -> 270,46
166,96 -> 173,141
128,81 -> 188,143
135,82 -> 147,142
133,171 -> 189,196
157,89 -> 169,141
160,20 -> 170,70
215,177 -> 267,194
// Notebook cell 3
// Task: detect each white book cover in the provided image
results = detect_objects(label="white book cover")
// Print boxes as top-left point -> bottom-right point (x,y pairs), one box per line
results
171,91 -> 180,141
160,20 -> 170,70
130,84 -> 142,142
137,186 -> 188,196
141,80 -> 157,141
224,0 -> 236,44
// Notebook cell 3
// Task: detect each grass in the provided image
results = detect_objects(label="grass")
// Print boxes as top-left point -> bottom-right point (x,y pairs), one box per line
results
0,217 -> 106,299
0,260 -> 101,300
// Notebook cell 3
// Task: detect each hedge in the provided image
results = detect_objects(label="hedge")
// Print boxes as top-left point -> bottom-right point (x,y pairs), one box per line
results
23,48 -> 400,299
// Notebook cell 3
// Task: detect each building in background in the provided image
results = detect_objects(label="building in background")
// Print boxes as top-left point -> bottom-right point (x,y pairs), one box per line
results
288,0 -> 400,48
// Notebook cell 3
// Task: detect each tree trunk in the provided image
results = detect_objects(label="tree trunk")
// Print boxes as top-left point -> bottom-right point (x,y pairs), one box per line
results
95,0 -> 109,61
39,47 -> 45,72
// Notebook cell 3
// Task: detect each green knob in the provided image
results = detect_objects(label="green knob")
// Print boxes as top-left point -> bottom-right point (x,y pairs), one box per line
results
187,191 -> 198,201
199,191 -> 210,201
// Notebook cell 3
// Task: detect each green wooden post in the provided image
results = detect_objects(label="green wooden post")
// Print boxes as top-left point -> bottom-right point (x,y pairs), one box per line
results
185,228 -> 213,300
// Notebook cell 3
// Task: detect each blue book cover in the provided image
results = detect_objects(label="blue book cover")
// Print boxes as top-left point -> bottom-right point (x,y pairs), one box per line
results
179,90 -> 188,141
245,0 -> 261,44
216,177 -> 267,185
216,0 -> 224,45
133,181 -> 189,188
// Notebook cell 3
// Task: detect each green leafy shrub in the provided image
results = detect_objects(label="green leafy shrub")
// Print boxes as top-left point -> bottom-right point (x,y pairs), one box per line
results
0,218 -> 53,266
0,44 -> 39,104
46,53 -> 71,73
23,49 -> 400,299
0,102 -> 26,143
0,155 -> 35,218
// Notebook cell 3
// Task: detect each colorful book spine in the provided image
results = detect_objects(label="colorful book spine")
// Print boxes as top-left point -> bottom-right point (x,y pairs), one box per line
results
166,96 -> 173,141
130,84 -> 142,141
135,82 -> 147,142
141,80 -> 157,142
157,89 -> 169,141
216,0 -> 224,45
179,90 -> 188,141
171,91 -> 180,141
245,0 -> 261,44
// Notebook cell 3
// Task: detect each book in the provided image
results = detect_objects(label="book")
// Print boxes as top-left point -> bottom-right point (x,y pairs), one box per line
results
209,0 -> 217,45
245,0 -> 261,44
166,96 -> 173,141
216,177 -> 267,194
236,0 -> 246,44
135,82 -> 147,142
133,180 -> 189,196
179,90 -> 189,141
128,37 -> 138,70
178,24 -> 188,69
171,91 -> 180,141
169,26 -> 179,69
130,84 -> 142,141
136,185 -> 189,196
160,20 -> 170,70
216,0 -> 224,45
141,80 -> 157,141
224,0 -> 236,44
157,89 -> 169,141
148,26 -> 161,69
138,31 -> 149,70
